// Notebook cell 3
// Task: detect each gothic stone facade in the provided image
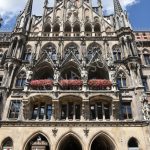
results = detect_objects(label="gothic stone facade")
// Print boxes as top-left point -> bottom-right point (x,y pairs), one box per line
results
0,0 -> 150,150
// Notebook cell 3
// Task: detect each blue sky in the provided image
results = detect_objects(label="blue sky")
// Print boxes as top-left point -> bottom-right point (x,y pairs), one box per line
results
0,0 -> 150,31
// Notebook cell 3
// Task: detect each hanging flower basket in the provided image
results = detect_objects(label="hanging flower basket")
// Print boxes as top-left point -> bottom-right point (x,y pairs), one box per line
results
30,79 -> 53,87
88,79 -> 112,88
60,80 -> 83,88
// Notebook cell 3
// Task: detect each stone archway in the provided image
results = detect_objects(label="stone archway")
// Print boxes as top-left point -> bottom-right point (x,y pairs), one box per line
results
25,134 -> 50,150
58,135 -> 82,150
90,134 -> 116,150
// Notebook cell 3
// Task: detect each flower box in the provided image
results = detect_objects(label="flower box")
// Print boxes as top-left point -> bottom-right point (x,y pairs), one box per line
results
30,79 -> 53,87
60,80 -> 83,89
88,79 -> 112,89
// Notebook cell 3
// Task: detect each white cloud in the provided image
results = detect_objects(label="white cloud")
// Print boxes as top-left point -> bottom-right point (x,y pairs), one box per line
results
0,0 -> 139,24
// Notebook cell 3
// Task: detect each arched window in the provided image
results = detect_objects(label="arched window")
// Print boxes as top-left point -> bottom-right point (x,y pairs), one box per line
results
73,23 -> 80,32
43,44 -> 57,61
23,47 -> 32,61
117,72 -> 126,89
128,138 -> 139,150
2,137 -> 13,150
44,24 -> 51,32
53,23 -> 60,32
15,72 -> 26,88
113,45 -> 121,61
25,134 -> 50,150
87,43 -> 101,60
94,24 -> 101,32
64,43 -> 79,59
64,22 -> 71,36
85,23 -> 92,36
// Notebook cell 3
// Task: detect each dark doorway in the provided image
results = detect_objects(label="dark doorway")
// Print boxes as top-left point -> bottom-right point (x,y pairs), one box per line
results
59,136 -> 82,150
91,136 -> 114,150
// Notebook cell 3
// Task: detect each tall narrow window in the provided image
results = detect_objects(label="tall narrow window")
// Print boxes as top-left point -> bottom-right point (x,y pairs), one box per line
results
122,102 -> 132,119
23,48 -> 32,61
9,101 -> 21,119
32,105 -> 38,119
0,76 -> 3,86
104,104 -> 110,119
142,77 -> 149,91
117,73 -> 126,89
90,105 -> 96,120
75,104 -> 81,119
144,54 -> 150,65
97,103 -> 103,119
113,45 -> 121,61
68,102 -> 74,119
46,105 -> 52,120
39,103 -> 45,119
16,72 -> 26,88
61,104 -> 67,119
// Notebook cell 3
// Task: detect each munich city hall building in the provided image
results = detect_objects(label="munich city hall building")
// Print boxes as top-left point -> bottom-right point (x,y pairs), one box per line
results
0,0 -> 150,150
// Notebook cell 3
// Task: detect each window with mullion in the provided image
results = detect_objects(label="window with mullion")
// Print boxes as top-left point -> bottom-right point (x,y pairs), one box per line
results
122,102 -> 132,119
9,100 -> 21,119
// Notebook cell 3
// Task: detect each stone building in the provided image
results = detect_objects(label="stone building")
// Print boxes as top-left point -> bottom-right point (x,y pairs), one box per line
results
0,0 -> 150,150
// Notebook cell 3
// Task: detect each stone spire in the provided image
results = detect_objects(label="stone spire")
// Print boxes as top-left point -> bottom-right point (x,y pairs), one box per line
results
113,0 -> 123,15
97,0 -> 103,16
44,0 -> 48,7
24,0 -> 33,15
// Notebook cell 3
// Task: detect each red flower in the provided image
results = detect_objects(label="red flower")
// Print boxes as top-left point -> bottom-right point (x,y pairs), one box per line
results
30,79 -> 53,87
88,79 -> 112,88
60,80 -> 83,87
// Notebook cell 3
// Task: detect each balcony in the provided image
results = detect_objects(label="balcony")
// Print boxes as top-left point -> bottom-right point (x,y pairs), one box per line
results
88,79 -> 112,90
29,79 -> 112,91
30,79 -> 53,90
59,79 -> 83,90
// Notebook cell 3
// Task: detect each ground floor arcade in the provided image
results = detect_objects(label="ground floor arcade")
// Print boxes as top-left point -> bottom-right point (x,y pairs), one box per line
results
0,122 -> 149,150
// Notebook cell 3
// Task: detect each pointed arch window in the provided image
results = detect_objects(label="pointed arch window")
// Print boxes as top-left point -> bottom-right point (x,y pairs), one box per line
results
53,23 -> 60,36
85,23 -> 92,36
87,43 -> 101,60
64,43 -> 79,59
15,72 -> 26,88
44,24 -> 51,32
128,138 -> 139,150
117,72 -> 126,89
2,137 -> 13,150
44,44 -> 57,61
113,45 -> 121,61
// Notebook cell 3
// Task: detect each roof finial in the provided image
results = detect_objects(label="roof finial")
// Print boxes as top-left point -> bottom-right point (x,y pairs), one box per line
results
24,0 -> 33,15
113,0 -> 123,15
